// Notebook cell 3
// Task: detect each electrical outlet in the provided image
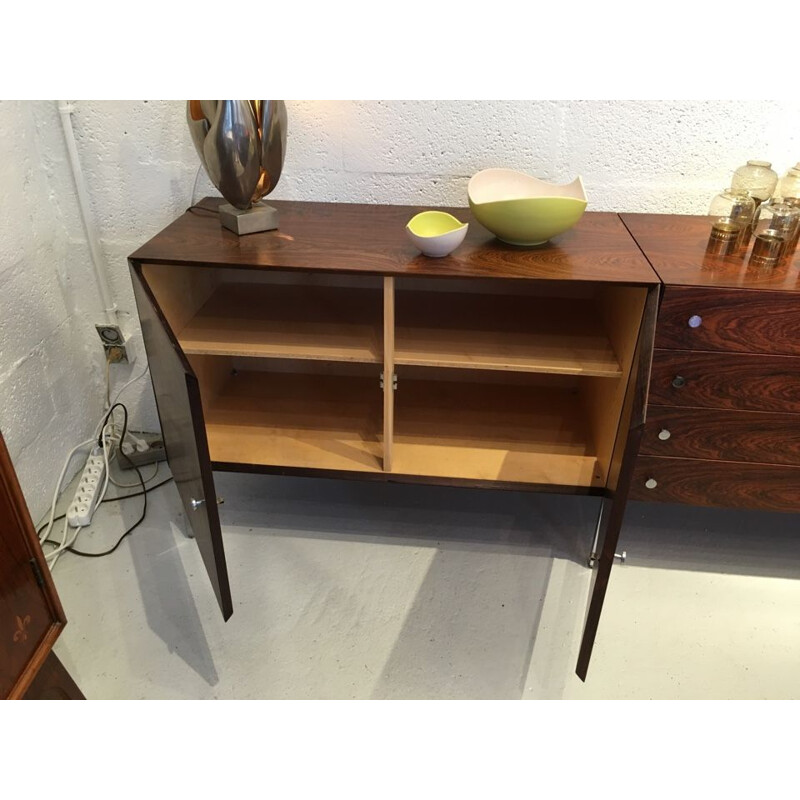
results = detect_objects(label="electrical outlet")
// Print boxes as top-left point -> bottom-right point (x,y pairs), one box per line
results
95,323 -> 137,364
66,447 -> 106,528
119,431 -> 167,468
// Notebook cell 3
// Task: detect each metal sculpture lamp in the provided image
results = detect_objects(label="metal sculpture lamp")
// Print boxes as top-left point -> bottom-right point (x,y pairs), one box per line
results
187,100 -> 288,235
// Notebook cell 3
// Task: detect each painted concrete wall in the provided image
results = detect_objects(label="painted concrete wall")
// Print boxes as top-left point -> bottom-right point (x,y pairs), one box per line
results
3,100 -> 800,518
0,101 -> 105,521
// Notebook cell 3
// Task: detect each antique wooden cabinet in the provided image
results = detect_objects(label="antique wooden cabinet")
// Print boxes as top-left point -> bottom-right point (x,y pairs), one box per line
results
129,199 -> 660,679
622,213 -> 800,511
0,432 -> 84,699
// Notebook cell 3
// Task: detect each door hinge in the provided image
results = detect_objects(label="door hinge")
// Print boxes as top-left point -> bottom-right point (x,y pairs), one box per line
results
380,372 -> 397,391
30,558 -> 45,588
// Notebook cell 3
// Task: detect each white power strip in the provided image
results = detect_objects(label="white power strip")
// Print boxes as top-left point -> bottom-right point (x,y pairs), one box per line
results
66,447 -> 106,528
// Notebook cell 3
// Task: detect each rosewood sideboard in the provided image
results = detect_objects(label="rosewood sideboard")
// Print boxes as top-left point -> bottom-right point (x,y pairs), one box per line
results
129,199 -> 660,680
128,200 -> 800,680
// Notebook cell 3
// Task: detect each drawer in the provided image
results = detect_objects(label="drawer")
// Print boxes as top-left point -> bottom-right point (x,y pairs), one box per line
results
649,349 -> 800,413
656,287 -> 800,356
641,406 -> 800,466
630,456 -> 800,512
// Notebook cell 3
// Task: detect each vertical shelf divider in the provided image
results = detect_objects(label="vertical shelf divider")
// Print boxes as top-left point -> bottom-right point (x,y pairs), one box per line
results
383,276 -> 395,472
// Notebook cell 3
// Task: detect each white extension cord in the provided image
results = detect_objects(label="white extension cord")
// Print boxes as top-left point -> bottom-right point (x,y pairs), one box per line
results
66,446 -> 107,527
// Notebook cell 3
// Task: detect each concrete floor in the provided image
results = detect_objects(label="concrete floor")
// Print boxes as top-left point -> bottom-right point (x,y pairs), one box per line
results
51,469 -> 800,699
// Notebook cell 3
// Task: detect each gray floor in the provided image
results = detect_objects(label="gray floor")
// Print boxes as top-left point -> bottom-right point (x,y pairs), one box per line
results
51,469 -> 800,699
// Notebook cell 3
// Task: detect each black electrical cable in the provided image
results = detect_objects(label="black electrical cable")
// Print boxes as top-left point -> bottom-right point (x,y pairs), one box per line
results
42,403 -> 165,559
187,204 -> 219,216
37,475 -> 173,537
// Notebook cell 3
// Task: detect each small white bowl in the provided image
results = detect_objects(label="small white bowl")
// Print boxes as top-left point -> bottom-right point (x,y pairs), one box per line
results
406,211 -> 469,257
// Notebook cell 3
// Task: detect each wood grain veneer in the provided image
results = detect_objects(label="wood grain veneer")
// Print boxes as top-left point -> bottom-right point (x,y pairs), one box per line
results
130,264 -> 233,620
621,213 -> 800,291
649,349 -> 800,413
641,405 -> 800,466
131,199 -> 658,285
655,286 -> 800,355
630,456 -> 800,511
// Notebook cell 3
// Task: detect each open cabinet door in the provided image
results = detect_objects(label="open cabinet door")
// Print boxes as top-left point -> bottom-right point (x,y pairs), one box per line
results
576,284 -> 660,680
129,262 -> 233,620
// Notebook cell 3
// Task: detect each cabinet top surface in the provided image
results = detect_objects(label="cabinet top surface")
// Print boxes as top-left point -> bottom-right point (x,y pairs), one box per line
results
621,213 -> 800,292
130,199 -> 658,285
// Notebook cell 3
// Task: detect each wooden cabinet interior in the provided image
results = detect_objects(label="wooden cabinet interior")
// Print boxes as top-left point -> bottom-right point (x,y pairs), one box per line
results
141,263 -> 646,490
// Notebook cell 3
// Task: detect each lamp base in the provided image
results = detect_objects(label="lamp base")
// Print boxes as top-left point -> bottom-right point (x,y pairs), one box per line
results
219,201 -> 279,235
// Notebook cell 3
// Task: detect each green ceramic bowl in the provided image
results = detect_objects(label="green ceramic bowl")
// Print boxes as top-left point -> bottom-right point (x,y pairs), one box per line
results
468,168 -> 587,246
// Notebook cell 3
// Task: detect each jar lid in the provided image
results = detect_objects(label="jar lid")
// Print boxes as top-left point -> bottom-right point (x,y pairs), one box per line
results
747,160 -> 772,168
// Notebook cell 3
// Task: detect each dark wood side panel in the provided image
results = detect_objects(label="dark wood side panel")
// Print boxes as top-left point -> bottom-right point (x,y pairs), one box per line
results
22,651 -> 85,700
130,262 -> 233,620
642,405 -> 800,465
656,287 -> 800,355
631,455 -> 800,512
576,283 -> 660,681
0,432 -> 66,699
650,349 -> 800,413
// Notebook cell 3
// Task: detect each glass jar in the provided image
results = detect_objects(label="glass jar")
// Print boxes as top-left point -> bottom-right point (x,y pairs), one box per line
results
731,160 -> 779,206
749,200 -> 800,268
707,189 -> 755,255
776,163 -> 800,206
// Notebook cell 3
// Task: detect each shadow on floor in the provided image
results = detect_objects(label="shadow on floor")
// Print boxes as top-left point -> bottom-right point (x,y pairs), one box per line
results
215,472 -> 599,561
215,473 -> 600,698
126,485 -> 220,688
621,501 -> 800,580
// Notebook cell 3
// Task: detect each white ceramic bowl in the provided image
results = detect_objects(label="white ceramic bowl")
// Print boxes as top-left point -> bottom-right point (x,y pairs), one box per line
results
406,211 -> 469,257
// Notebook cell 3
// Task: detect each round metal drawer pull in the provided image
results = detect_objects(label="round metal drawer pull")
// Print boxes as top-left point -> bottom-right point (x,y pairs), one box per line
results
658,429 -> 671,441
672,375 -> 686,388
645,478 -> 658,489
688,315 -> 703,328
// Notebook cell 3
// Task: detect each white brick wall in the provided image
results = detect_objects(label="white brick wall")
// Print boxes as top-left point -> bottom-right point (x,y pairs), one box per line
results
2,100 -> 800,518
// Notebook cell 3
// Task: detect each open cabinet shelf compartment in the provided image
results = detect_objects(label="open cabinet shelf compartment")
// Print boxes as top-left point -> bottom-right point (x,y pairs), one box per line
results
191,356 -> 384,473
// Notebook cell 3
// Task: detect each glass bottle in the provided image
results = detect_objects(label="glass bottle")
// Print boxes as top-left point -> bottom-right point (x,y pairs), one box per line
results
731,160 -> 779,206
707,189 -> 755,255
776,163 -> 800,207
749,201 -> 800,268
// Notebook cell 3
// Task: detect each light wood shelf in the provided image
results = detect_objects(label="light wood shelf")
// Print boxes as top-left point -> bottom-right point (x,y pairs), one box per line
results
392,377 -> 603,486
394,291 -> 622,377
179,282 -> 383,363
203,369 -> 383,472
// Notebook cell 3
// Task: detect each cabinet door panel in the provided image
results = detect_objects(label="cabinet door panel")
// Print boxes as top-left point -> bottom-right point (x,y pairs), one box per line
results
130,262 -> 233,620
0,433 -> 65,698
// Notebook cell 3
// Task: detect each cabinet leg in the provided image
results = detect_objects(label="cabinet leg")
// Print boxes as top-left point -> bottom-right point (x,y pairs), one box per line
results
588,499 -> 626,568
587,499 -> 606,568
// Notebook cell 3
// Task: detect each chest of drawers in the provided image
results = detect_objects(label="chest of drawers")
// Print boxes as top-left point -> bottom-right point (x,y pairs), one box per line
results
622,214 -> 800,512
